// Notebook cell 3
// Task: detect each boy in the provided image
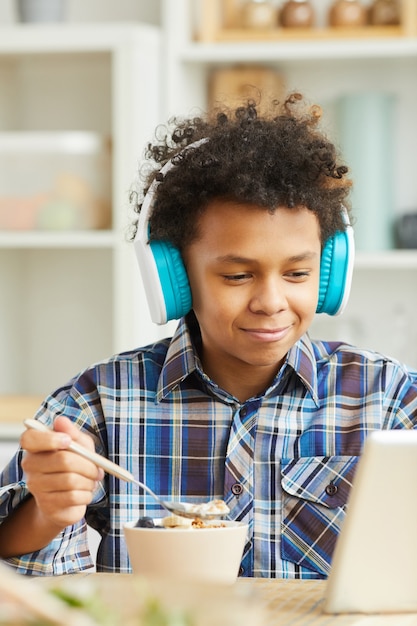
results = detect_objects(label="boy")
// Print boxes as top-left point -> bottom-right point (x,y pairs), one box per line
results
0,93 -> 416,577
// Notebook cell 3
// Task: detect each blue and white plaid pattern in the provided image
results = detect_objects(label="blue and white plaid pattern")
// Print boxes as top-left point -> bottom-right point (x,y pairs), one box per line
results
1,315 -> 416,577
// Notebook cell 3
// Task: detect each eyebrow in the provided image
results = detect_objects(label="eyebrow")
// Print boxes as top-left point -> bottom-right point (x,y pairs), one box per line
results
287,251 -> 319,263
215,255 -> 255,264
215,251 -> 319,264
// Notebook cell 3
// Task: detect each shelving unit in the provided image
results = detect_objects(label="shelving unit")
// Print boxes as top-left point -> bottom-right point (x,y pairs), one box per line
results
1,2 -> 417,421
0,23 -> 168,410
161,0 -> 417,368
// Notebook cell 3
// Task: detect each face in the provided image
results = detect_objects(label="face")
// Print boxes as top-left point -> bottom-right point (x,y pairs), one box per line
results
183,201 -> 321,401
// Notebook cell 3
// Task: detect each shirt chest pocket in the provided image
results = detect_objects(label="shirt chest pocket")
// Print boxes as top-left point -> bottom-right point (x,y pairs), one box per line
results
280,456 -> 359,578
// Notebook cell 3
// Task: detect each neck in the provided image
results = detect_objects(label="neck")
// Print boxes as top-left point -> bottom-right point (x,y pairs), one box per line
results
202,358 -> 281,403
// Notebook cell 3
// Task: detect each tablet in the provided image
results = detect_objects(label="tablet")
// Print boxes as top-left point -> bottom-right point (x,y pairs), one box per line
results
324,428 -> 417,614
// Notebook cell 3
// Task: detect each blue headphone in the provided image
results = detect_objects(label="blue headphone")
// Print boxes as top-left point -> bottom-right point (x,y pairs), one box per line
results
134,142 -> 355,325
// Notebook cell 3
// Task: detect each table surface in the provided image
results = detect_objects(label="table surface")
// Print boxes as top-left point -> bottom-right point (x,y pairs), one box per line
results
33,574 -> 417,626
245,578 -> 417,625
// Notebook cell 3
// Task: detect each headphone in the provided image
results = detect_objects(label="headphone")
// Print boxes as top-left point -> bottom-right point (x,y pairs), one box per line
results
134,142 -> 355,325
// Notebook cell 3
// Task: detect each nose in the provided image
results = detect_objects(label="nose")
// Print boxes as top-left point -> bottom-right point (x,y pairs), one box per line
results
248,277 -> 288,315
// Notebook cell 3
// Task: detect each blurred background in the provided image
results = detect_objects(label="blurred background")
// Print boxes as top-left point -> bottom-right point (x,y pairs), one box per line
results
1,0 -> 417,460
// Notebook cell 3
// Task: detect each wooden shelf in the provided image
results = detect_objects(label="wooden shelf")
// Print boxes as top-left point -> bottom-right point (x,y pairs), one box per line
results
0,395 -> 43,424
197,0 -> 417,43
207,25 -> 403,43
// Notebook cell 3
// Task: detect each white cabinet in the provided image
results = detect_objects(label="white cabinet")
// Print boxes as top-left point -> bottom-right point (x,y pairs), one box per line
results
161,0 -> 417,368
0,23 -> 170,402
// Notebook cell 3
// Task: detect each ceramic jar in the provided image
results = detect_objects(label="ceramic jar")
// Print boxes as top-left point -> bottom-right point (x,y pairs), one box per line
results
328,0 -> 367,27
16,0 -> 67,22
369,0 -> 400,25
241,0 -> 276,29
280,0 -> 315,28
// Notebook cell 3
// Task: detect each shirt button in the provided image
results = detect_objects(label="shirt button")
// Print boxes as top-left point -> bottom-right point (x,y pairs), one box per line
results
240,407 -> 248,418
325,482 -> 338,496
238,566 -> 245,576
231,483 -> 243,496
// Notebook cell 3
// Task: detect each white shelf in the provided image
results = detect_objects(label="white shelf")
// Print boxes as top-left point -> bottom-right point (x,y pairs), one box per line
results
355,250 -> 417,270
0,22 -> 159,54
0,130 -> 107,152
0,424 -> 25,440
180,37 -> 417,64
6,237 -> 414,264
0,230 -> 118,248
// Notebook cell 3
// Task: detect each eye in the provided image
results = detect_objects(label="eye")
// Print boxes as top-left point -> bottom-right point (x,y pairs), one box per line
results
285,270 -> 311,280
222,273 -> 252,283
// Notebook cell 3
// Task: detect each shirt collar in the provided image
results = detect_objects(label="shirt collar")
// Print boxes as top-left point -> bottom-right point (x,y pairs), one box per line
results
156,316 -> 319,406
284,334 -> 319,406
156,315 -> 201,401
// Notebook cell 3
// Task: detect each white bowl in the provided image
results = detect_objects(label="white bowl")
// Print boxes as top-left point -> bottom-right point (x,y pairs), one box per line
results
124,519 -> 248,584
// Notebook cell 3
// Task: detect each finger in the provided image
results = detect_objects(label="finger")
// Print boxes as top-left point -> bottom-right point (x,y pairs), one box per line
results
53,416 -> 96,452
26,467 -> 99,496
21,418 -> 104,482
30,493 -> 92,528
20,427 -> 71,454
22,449 -> 102,483
39,490 -> 95,509
52,418 -> 105,480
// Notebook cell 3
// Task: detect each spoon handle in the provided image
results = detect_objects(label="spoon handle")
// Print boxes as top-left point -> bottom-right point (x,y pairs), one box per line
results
23,418 -> 137,484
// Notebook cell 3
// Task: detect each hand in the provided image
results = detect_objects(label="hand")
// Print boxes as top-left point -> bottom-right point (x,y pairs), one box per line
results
20,416 -> 104,530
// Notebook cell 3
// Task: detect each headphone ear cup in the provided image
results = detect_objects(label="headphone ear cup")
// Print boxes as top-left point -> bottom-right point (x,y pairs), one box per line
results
317,227 -> 354,316
134,138 -> 209,325
149,240 -> 192,322
134,230 -> 192,325
317,236 -> 336,314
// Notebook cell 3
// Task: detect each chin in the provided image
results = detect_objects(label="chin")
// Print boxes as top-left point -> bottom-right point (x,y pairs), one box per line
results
241,354 -> 286,369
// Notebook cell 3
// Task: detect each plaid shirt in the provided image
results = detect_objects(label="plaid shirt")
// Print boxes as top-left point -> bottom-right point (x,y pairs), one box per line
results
1,315 -> 416,577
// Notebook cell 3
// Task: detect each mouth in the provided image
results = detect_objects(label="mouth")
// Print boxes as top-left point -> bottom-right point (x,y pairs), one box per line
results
242,326 -> 292,342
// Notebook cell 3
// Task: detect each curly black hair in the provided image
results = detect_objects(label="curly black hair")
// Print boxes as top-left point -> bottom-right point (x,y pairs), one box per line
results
131,93 -> 352,250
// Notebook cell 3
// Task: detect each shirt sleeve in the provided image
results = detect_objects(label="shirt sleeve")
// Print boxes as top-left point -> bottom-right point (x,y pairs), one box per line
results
0,380 -> 109,576
384,362 -> 417,430
0,448 -> 95,575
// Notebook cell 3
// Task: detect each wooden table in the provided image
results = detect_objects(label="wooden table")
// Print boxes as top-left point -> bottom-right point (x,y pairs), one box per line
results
32,574 -> 417,626
243,578 -> 417,625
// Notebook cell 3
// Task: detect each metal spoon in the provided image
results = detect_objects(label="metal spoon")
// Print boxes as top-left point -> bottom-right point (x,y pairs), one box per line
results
23,418 -> 229,520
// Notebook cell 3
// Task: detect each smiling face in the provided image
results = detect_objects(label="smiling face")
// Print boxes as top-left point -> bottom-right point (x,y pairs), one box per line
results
182,200 -> 321,402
